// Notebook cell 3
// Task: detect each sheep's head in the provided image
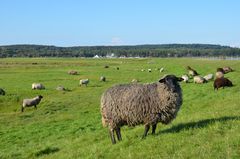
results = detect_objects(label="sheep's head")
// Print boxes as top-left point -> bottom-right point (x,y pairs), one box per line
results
38,95 -> 43,99
186,66 -> 191,70
159,75 -> 183,91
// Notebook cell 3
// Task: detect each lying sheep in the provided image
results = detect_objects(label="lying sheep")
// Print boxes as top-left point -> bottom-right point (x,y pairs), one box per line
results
159,67 -> 164,73
68,70 -> 78,75
101,75 -> 183,144
216,71 -> 224,79
22,95 -> 43,112
186,66 -> 199,77
203,74 -> 214,81
181,75 -> 189,83
193,76 -> 207,84
223,66 -> 233,73
100,76 -> 106,82
214,77 -> 233,90
0,88 -> 5,95
131,79 -> 139,83
79,79 -> 89,86
56,86 -> 66,91
32,83 -> 45,90
141,69 -> 145,72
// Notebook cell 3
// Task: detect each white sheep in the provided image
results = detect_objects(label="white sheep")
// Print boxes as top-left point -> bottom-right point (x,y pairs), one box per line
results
56,85 -> 66,91
131,79 -> 139,83
100,76 -> 106,82
79,79 -> 89,86
148,69 -> 152,72
203,74 -> 214,81
160,67 -> 164,73
22,95 -> 43,112
32,83 -> 45,90
193,76 -> 207,84
181,75 -> 189,83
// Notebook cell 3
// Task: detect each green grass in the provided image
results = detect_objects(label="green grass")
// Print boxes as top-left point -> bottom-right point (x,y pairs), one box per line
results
0,58 -> 240,159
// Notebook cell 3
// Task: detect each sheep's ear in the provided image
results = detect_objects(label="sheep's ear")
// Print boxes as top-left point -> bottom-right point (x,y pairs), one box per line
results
159,78 -> 166,83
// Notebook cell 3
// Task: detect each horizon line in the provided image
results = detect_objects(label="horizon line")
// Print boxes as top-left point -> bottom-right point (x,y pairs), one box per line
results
0,43 -> 237,48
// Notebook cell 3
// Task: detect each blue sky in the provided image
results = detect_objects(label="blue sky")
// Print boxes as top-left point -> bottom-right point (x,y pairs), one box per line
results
0,0 -> 239,47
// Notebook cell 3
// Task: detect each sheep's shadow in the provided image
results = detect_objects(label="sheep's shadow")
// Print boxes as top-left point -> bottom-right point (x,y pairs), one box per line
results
158,116 -> 240,134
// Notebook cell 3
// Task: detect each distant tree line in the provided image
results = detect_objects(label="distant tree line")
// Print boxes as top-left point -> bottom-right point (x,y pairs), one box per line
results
0,44 -> 240,58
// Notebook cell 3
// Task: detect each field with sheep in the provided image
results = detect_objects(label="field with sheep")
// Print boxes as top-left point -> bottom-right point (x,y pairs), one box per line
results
0,58 -> 240,159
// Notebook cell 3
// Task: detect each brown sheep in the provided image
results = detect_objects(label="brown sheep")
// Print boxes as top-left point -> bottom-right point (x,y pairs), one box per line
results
213,78 -> 233,90
215,71 -> 224,79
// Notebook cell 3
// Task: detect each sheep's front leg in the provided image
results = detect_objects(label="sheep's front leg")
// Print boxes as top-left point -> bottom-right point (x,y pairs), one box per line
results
142,124 -> 150,139
152,124 -> 157,134
116,127 -> 122,141
34,105 -> 37,109
109,129 -> 116,144
21,107 -> 24,112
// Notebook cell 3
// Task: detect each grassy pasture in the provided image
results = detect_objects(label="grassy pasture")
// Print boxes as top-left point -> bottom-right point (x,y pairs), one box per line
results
0,58 -> 240,159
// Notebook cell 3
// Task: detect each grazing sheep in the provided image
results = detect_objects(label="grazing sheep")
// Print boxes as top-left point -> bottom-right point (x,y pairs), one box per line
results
131,79 -> 139,83
148,69 -> 152,72
186,66 -> 199,77
223,66 -> 233,73
203,74 -> 214,81
215,71 -> 224,79
22,95 -> 43,112
217,68 -> 225,74
32,83 -> 45,90
100,76 -> 106,82
193,76 -> 207,84
68,70 -> 78,75
79,79 -> 89,86
181,75 -> 189,83
0,88 -> 5,95
101,75 -> 183,144
214,77 -> 233,90
56,86 -> 66,91
159,67 -> 164,73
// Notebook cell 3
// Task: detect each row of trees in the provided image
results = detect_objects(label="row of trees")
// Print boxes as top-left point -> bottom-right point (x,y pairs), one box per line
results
0,44 -> 239,58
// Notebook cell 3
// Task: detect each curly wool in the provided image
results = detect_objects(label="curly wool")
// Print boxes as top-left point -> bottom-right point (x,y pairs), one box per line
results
101,82 -> 182,129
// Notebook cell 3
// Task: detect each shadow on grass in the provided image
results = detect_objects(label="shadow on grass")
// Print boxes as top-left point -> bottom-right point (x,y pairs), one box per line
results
35,147 -> 60,157
159,116 -> 240,134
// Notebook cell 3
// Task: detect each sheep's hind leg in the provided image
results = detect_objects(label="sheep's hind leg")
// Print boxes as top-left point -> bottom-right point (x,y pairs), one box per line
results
116,127 -> 122,141
152,124 -> 157,135
109,129 -> 116,144
142,124 -> 150,139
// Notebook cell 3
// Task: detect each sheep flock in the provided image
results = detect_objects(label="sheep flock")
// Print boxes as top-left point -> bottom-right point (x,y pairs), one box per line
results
0,60 -> 236,145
